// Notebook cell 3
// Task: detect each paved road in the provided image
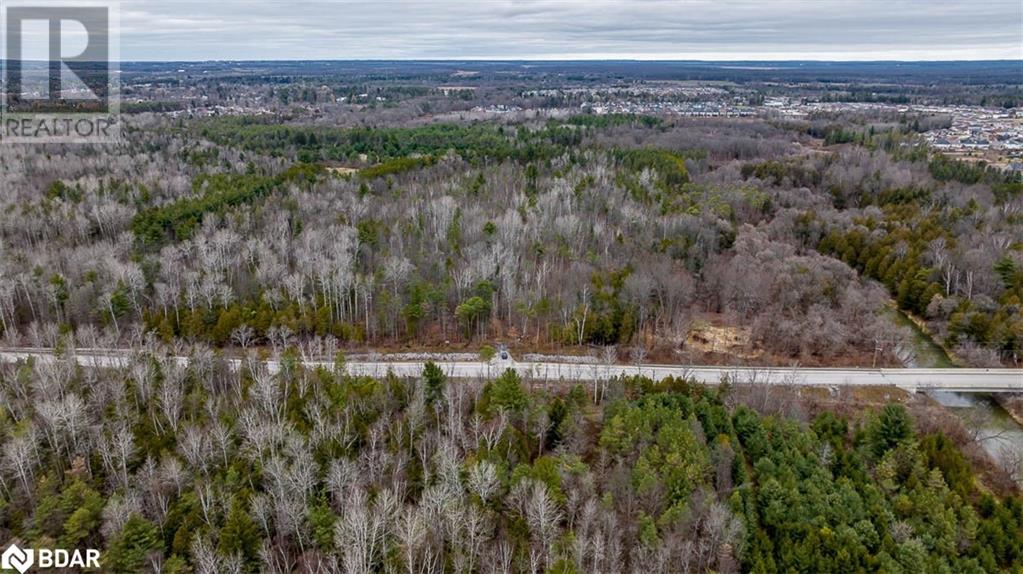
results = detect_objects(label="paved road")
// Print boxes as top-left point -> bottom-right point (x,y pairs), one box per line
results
0,348 -> 1019,392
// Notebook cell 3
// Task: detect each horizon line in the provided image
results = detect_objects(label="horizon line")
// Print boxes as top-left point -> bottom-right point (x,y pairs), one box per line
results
111,57 -> 1022,64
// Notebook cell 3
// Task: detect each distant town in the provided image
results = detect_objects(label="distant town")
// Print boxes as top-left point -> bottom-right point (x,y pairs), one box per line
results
519,87 -> 1023,171
127,71 -> 1023,172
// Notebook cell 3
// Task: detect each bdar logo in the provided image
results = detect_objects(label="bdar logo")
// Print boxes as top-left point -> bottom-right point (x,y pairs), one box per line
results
0,543 -> 100,571
1,543 -> 33,574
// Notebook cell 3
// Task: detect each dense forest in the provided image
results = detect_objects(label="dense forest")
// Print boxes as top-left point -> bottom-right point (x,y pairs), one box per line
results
1,108 -> 1019,366
0,349 -> 1020,573
1,60 -> 1022,574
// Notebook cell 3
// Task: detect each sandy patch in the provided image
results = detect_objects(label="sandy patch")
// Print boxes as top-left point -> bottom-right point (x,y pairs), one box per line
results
686,322 -> 761,358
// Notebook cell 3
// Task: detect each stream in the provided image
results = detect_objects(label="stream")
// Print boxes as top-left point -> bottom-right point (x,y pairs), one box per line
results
894,307 -> 1023,480
928,391 -> 1023,478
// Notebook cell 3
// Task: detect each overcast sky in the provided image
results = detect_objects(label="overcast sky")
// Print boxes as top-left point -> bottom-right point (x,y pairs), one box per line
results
114,0 -> 1022,61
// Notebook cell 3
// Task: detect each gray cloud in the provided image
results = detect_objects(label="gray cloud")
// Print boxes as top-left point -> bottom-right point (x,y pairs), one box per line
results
117,0 -> 1023,60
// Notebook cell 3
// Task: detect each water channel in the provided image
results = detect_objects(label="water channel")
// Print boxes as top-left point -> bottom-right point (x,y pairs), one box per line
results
928,390 -> 1023,480
892,305 -> 1022,480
